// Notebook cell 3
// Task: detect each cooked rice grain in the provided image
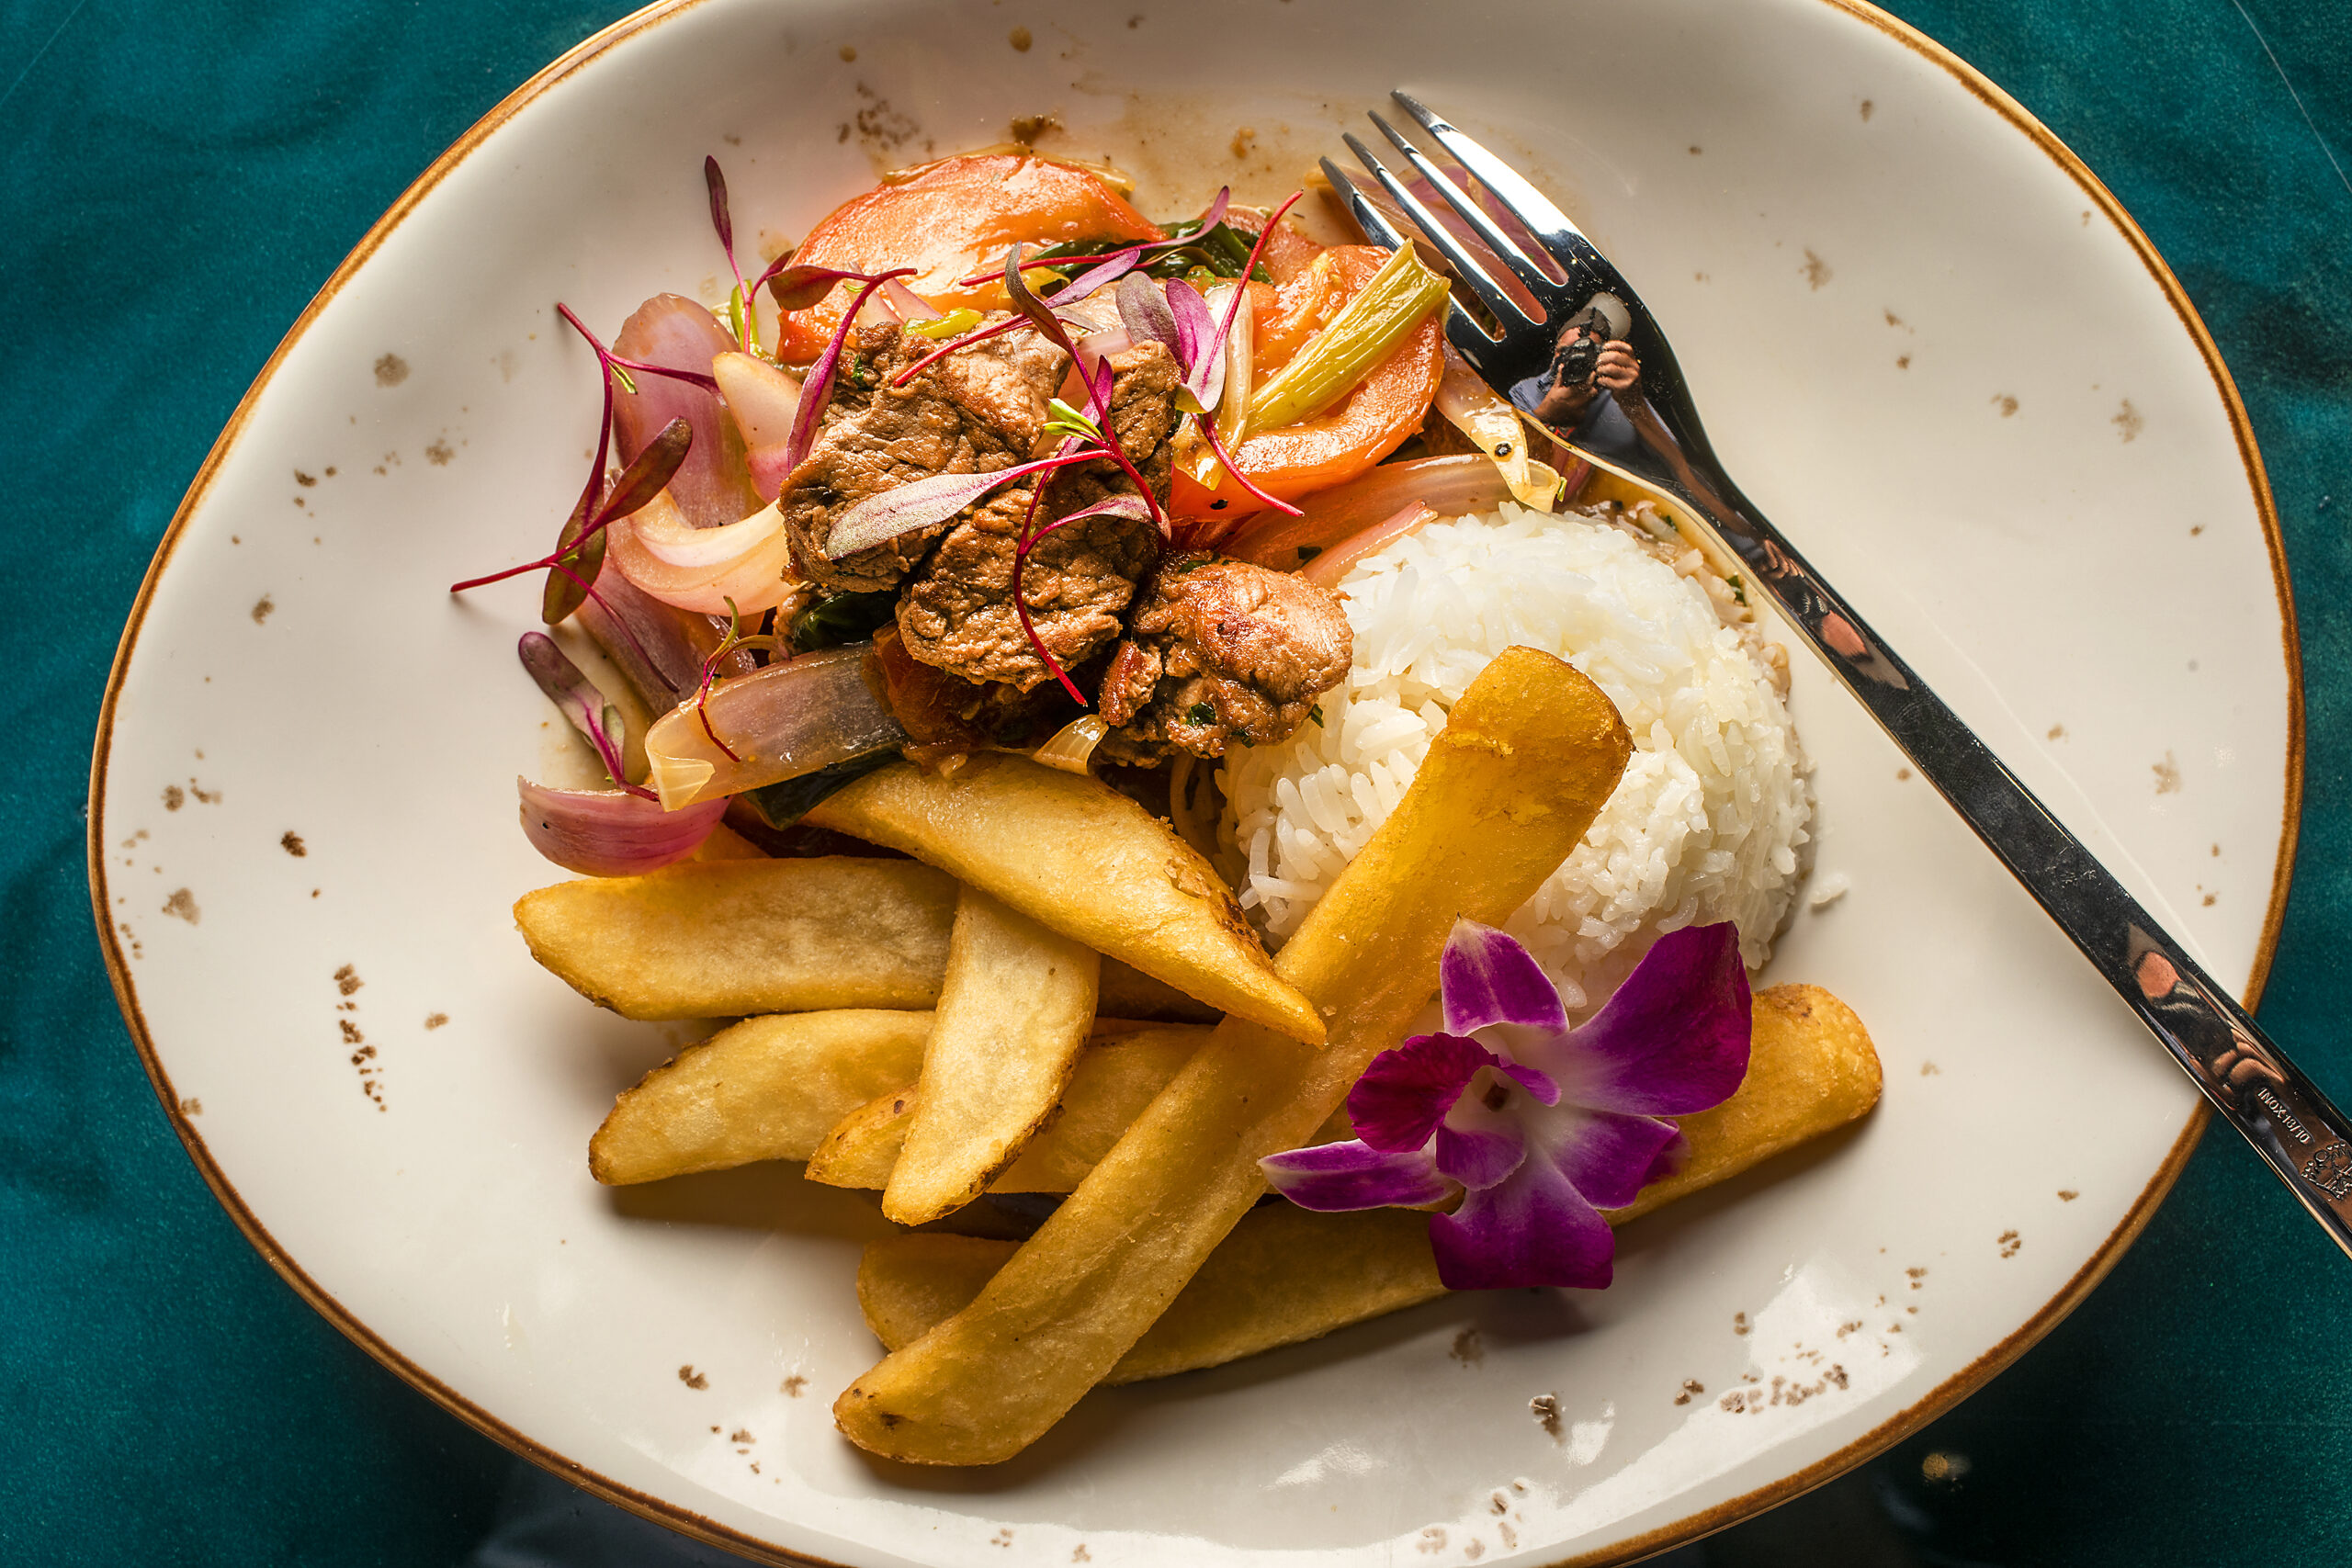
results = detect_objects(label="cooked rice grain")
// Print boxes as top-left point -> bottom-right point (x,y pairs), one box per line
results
1218,504 -> 1812,1003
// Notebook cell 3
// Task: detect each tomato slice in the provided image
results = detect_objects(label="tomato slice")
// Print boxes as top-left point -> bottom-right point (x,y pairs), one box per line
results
1175,245 -> 1445,519
774,154 -> 1163,362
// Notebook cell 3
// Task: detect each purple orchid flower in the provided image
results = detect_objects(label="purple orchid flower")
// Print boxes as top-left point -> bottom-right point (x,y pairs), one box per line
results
1261,919 -> 1751,1292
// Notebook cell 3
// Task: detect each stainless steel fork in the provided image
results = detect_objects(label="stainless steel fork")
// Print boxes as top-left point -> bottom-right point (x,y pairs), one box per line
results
1329,91 -> 2352,1256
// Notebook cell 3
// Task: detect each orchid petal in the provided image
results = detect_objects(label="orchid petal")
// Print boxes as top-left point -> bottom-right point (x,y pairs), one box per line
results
1640,1129 -> 1689,1190
1541,1107 -> 1685,1212
1554,922 -> 1752,1115
1345,1032 -> 1498,1153
1431,1155 -> 1616,1292
1441,919 -> 1570,1038
1260,1141 -> 1452,1212
1499,1059 -> 1560,1106
1433,1118 -> 1526,1190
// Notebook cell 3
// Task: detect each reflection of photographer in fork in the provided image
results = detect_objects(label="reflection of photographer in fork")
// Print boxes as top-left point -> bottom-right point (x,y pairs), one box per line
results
1511,296 -> 1642,460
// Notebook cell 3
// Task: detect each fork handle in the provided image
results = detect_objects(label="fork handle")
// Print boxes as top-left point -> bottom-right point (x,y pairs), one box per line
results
1587,435 -> 2352,1253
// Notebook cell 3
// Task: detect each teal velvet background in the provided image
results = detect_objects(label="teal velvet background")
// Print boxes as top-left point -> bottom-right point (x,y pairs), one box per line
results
2,0 -> 2345,1562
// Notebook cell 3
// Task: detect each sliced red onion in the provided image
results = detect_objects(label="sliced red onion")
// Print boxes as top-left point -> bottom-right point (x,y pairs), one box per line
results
1028,715 -> 1107,775
745,443 -> 796,501
573,566 -> 703,705
880,277 -> 943,322
1301,501 -> 1437,587
711,352 -> 802,450
607,509 -> 799,615
630,497 -> 783,569
612,295 -> 762,529
517,777 -> 725,876
1224,456 -> 1511,569
642,644 -> 910,808
1072,325 -> 1134,390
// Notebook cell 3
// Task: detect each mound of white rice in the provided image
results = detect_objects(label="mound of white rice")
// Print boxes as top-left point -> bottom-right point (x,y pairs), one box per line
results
1218,503 -> 1813,1004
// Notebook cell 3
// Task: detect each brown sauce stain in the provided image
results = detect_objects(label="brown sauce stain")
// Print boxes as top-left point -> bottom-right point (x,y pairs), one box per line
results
374,354 -> 409,387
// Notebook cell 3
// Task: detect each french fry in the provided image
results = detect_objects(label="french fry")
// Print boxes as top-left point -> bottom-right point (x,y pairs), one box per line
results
588,1010 -> 933,1184
1097,963 -> 1218,1024
516,857 -> 1214,1022
805,756 -> 1324,1043
856,984 -> 1883,1379
517,858 -> 957,1019
594,1009 -> 1186,1186
884,889 -> 1101,1225
806,1025 -> 1213,1193
832,646 -> 1633,1464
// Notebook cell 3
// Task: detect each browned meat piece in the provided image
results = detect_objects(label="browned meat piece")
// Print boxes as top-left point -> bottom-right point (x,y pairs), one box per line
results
895,342 -> 1182,690
778,320 -> 1068,592
1098,551 -> 1353,762
868,625 -> 1073,767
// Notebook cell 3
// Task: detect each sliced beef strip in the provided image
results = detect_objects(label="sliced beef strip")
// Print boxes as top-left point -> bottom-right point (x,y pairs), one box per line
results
777,319 -> 1068,592
895,341 -> 1182,691
1097,550 -> 1353,763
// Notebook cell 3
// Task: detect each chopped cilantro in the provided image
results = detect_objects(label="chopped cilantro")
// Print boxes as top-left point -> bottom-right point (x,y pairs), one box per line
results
1187,702 -> 1216,726
1726,573 -> 1747,605
1308,705 -> 1325,728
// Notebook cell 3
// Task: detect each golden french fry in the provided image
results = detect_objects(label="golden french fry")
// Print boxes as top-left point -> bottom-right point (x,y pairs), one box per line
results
806,756 -> 1323,1043
1097,962 -> 1217,1024
857,983 -> 1883,1379
588,1010 -> 933,1184
884,889 -> 1100,1225
832,646 -> 1633,1464
806,1025 -> 1214,1193
517,857 -> 1213,1022
1611,983 -> 1883,1223
516,858 -> 957,1020
805,1083 -> 919,1191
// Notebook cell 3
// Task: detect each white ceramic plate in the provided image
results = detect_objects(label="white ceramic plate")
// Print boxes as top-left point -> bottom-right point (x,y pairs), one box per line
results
91,1 -> 2297,1562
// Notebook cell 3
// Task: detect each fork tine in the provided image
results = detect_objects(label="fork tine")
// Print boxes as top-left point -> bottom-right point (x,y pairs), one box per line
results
1316,157 -> 1409,251
1365,112 -> 1557,301
1320,157 -> 1499,344
1340,132 -> 1538,330
1388,91 -> 1620,289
